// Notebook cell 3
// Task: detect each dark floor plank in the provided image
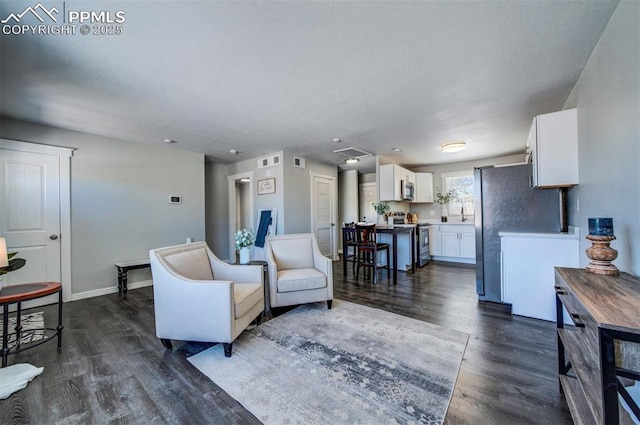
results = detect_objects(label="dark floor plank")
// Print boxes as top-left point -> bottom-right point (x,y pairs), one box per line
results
0,260 -> 571,424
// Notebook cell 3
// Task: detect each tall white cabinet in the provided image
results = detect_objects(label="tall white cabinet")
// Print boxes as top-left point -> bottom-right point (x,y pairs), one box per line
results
527,108 -> 578,188
500,229 -> 579,321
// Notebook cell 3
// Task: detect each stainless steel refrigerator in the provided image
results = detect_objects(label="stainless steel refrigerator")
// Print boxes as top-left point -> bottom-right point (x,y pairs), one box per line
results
474,164 -> 560,302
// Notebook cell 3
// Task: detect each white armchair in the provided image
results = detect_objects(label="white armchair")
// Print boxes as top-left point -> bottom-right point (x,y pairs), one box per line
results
149,242 -> 264,357
265,233 -> 333,309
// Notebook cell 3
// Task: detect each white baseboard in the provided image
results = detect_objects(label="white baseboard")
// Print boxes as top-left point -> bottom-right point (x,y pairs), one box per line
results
70,279 -> 153,301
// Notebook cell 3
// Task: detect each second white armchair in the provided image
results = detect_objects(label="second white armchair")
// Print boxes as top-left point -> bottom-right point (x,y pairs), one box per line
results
265,233 -> 333,309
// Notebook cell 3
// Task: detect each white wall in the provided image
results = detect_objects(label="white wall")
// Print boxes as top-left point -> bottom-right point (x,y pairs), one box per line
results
227,151 -> 285,237
338,169 -> 358,252
0,118 -> 206,297
205,161 -> 229,258
564,0 -> 639,276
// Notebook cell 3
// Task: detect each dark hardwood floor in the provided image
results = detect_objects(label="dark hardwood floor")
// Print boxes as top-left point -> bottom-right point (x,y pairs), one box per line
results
0,261 -> 572,424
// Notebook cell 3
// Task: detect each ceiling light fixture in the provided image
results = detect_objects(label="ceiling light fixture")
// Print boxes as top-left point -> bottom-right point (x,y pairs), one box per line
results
229,149 -> 238,154
391,147 -> 402,152
333,138 -> 341,143
440,141 -> 467,153
345,158 -> 359,165
164,139 -> 174,144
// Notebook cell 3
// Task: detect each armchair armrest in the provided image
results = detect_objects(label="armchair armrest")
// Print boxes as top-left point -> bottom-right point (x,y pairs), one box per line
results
153,270 -> 235,341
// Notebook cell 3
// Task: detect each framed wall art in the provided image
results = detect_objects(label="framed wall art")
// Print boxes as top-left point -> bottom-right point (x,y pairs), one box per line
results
257,177 -> 276,195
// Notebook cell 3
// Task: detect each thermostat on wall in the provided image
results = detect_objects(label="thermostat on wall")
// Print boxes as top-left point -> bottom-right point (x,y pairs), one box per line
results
169,196 -> 182,204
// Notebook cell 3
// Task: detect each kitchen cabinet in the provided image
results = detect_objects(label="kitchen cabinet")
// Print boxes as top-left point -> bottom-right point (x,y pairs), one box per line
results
379,164 -> 415,201
527,108 -> 578,188
414,172 -> 433,203
429,223 -> 474,262
555,268 -> 640,425
429,225 -> 441,256
441,225 -> 475,259
500,230 -> 579,321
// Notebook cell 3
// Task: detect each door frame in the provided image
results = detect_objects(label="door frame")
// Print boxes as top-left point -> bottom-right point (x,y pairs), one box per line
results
309,171 -> 338,261
0,139 -> 73,302
227,171 -> 254,262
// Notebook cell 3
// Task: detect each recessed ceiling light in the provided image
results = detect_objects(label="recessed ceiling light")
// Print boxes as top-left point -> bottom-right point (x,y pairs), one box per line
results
391,147 -> 402,152
345,158 -> 359,165
164,139 -> 174,144
440,141 -> 467,153
240,178 -> 250,183
333,138 -> 341,143
229,149 -> 238,154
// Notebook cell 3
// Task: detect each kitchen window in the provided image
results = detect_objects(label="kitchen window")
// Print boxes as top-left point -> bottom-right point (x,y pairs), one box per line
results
442,170 -> 474,215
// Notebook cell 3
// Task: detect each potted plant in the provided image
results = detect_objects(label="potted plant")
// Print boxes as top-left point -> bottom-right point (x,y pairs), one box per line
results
371,201 -> 391,225
435,188 -> 455,222
235,228 -> 255,264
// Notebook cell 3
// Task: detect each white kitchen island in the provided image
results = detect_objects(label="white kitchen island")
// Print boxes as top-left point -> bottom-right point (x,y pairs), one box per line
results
500,227 -> 580,321
376,224 -> 416,272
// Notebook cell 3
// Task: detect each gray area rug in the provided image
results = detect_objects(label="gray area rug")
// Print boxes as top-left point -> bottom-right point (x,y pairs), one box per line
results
0,311 -> 45,349
188,300 -> 469,425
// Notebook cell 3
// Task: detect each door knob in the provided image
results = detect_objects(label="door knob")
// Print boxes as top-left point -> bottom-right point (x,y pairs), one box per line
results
50,234 -> 59,240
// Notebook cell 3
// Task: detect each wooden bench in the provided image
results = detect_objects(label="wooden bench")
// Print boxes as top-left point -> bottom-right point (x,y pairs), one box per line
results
115,259 -> 150,296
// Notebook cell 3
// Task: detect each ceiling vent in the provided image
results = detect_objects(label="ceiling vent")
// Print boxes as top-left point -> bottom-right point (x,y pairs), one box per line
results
293,157 -> 306,168
333,147 -> 372,159
257,154 -> 281,169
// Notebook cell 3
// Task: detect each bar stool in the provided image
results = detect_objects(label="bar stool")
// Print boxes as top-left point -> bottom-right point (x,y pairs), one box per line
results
355,223 -> 390,285
342,223 -> 358,275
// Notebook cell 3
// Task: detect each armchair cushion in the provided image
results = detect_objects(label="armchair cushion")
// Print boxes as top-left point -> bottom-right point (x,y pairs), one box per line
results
163,248 -> 214,280
233,283 -> 263,319
277,268 -> 327,293
269,238 -> 314,270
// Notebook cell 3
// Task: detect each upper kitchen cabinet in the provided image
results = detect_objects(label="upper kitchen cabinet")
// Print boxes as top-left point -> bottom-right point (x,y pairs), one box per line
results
379,164 -> 415,201
414,172 -> 434,203
527,108 -> 578,188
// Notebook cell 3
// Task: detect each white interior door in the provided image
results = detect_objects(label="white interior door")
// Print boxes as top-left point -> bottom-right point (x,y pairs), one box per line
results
359,183 -> 378,223
0,149 -> 61,307
311,173 -> 336,259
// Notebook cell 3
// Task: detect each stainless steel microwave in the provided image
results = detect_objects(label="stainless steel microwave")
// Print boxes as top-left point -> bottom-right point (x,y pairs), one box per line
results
401,180 -> 414,201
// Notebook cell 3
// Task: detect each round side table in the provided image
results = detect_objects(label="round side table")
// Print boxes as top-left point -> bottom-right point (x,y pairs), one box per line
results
0,282 -> 63,367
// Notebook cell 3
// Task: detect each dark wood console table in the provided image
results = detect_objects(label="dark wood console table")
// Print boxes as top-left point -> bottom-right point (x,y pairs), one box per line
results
555,267 -> 639,424
115,259 -> 150,296
0,282 -> 63,367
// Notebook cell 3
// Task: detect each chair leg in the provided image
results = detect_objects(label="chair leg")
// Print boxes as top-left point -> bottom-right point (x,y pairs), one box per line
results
327,300 -> 332,309
386,248 -> 391,280
355,251 -> 361,281
160,338 -> 172,350
223,342 -> 233,357
373,249 -> 378,285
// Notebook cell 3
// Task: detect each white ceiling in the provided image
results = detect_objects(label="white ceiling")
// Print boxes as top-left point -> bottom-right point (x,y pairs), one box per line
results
0,1 -> 619,168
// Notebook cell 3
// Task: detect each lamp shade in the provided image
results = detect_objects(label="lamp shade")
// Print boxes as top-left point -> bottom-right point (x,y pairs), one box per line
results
0,238 -> 8,268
